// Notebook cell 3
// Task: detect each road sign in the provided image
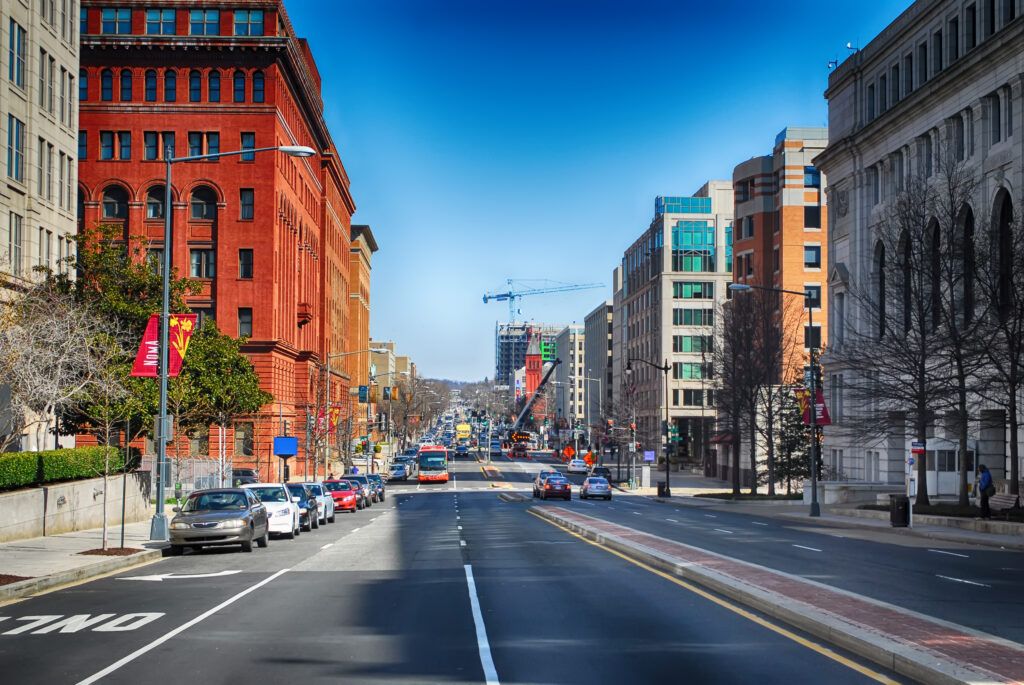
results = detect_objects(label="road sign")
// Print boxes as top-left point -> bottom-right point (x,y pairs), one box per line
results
643,450 -> 655,462
911,441 -> 925,454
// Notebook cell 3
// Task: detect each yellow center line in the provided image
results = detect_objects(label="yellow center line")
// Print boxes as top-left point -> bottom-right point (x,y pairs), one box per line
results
526,510 -> 899,685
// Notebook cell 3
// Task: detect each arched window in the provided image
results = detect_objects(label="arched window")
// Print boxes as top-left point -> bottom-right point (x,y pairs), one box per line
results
208,70 -> 220,102
929,220 -> 941,331
996,190 -> 1014,320
253,70 -> 264,103
78,68 -> 87,101
875,241 -> 886,340
146,186 -> 166,219
100,69 -> 113,101
101,185 -> 128,219
233,70 -> 245,103
190,186 -> 217,220
900,233 -> 911,333
960,205 -> 975,326
164,69 -> 176,102
145,69 -> 157,101
119,69 -> 132,101
189,70 -> 201,102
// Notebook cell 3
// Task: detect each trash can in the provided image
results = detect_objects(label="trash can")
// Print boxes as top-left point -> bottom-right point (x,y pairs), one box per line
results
889,494 -> 909,527
657,482 -> 668,497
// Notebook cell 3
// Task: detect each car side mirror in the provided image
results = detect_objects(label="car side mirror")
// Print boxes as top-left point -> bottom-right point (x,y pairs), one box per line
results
172,506 -> 181,513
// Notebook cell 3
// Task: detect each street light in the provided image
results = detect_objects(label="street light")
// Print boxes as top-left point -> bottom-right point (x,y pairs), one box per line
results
371,370 -> 410,463
625,357 -> 671,497
729,282 -> 820,517
324,348 -> 387,480
150,143 -> 317,541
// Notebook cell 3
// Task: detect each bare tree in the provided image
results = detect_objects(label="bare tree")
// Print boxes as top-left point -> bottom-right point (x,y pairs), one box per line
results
0,283 -> 109,452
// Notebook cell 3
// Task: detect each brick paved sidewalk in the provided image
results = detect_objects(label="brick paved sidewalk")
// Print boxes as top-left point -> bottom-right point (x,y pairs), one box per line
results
537,506 -> 1024,685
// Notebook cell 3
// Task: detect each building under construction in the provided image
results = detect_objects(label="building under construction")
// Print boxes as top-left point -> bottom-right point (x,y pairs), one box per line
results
493,323 -> 563,389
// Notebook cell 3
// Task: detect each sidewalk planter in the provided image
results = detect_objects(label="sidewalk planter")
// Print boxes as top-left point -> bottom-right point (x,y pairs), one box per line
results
804,481 -> 903,505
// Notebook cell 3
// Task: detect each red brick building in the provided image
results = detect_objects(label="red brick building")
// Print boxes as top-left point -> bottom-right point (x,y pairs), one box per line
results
77,1 -> 355,478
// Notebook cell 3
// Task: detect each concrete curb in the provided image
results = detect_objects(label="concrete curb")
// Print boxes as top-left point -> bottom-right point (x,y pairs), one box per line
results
530,505 -> 999,685
0,548 -> 164,602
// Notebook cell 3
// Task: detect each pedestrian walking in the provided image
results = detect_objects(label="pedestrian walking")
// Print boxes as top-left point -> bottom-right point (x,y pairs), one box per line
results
978,464 -> 994,520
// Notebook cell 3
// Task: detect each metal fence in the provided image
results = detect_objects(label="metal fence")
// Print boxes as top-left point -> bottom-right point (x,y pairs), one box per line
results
138,455 -> 229,496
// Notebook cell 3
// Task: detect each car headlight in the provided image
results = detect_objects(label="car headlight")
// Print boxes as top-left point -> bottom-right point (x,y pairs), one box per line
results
216,519 -> 246,529
299,507 -> 307,514
170,521 -> 189,530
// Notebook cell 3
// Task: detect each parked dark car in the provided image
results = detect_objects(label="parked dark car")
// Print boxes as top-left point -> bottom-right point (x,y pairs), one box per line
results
367,473 -> 385,501
168,488 -> 269,554
231,468 -> 259,486
285,483 -> 320,531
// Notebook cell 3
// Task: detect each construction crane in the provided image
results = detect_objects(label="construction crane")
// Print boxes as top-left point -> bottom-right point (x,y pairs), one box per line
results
482,279 -> 604,322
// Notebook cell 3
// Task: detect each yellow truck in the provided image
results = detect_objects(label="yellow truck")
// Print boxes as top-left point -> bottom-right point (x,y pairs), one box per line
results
455,423 -> 472,442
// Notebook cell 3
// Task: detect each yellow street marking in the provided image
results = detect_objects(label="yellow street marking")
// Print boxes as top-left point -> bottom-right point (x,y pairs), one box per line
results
527,511 -> 899,685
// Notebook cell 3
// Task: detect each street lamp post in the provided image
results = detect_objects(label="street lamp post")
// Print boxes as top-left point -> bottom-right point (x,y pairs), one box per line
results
150,144 -> 315,541
324,348 -> 386,481
370,370 -> 409,467
625,357 -> 671,497
729,282 -> 820,517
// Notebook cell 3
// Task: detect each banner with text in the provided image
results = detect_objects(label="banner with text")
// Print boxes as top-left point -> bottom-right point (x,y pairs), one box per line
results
794,387 -> 832,426
130,313 -> 198,378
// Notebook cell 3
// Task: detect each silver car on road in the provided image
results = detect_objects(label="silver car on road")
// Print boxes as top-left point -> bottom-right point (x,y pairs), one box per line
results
169,488 -> 269,554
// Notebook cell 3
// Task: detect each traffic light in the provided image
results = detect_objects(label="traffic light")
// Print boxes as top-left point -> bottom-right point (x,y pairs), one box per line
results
606,419 -> 613,429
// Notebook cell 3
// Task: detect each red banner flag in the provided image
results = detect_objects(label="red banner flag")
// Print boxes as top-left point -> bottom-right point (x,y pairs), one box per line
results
130,313 -> 198,378
794,388 -> 832,426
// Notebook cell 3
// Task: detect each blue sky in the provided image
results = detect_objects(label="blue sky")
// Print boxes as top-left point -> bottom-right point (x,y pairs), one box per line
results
284,0 -> 912,381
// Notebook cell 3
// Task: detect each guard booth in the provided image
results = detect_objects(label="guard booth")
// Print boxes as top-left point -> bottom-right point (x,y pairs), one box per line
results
911,438 -> 976,497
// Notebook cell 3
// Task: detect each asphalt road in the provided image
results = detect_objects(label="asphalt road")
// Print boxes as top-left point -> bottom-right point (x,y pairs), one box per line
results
0,454 -> 907,684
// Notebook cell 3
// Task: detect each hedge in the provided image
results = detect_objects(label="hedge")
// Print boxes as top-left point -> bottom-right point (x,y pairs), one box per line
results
0,447 -> 127,491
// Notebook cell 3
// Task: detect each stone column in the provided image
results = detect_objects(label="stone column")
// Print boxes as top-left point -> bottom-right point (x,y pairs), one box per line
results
979,409 -> 1006,479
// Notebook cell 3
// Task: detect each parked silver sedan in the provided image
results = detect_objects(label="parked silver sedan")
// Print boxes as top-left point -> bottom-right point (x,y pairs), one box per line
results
580,477 -> 612,500
168,488 -> 269,554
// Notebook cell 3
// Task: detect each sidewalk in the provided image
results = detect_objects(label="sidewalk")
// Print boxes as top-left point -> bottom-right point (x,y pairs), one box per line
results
0,520 -> 165,602
532,504 -> 1024,685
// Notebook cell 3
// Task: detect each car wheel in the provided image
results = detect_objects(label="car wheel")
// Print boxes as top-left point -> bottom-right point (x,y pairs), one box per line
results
241,530 -> 254,553
256,528 -> 269,548
285,525 -> 296,540
311,515 -> 319,529
301,517 -> 311,532
168,544 -> 183,556
329,511 -> 336,523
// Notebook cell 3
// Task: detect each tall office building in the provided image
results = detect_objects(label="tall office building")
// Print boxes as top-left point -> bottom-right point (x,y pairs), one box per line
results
584,300 -> 613,433
494,322 -> 561,388
77,1 -> 356,474
553,325 -> 585,428
617,183 -> 733,469
732,127 -> 829,383
1,0 -> 81,449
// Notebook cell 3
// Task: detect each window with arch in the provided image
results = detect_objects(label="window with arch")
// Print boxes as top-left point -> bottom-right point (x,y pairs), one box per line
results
146,186 -> 166,219
874,241 -> 886,340
145,69 -> 157,101
78,68 -> 87,100
253,70 -> 264,102
119,68 -> 131,101
208,70 -> 220,102
101,185 -> 128,219
100,68 -> 112,101
190,186 -> 217,220
189,70 -> 201,102
233,70 -> 245,102
164,69 -> 176,102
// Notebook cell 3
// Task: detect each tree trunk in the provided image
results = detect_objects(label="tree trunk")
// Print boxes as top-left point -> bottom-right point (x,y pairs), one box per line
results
1009,371 -> 1020,495
748,406 -> 757,495
102,447 -> 109,551
731,423 -> 741,495
915,420 -> 930,507
765,392 -> 776,496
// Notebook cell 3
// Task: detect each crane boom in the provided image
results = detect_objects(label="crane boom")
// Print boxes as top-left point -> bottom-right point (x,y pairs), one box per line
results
482,279 -> 603,321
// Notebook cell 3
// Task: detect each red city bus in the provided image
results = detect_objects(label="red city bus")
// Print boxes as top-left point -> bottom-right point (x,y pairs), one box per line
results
417,446 -> 449,483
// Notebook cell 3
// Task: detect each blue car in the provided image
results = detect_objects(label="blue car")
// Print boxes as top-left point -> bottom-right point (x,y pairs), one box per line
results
389,462 -> 408,481
454,444 -> 469,458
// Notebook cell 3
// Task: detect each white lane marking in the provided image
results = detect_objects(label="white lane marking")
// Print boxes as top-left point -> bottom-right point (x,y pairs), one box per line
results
120,570 -> 242,582
352,527 -> 361,532
76,569 -> 289,685
704,514 -> 717,518
458,526 -> 463,530
370,518 -> 377,522
752,522 -> 768,526
792,544 -> 822,552
632,511 -> 642,516
457,515 -> 461,520
453,476 -> 457,490
460,540 -> 467,547
929,549 -> 969,558
321,543 -> 333,550
665,518 -> 678,523
713,528 -> 734,534
464,564 -> 500,685
936,574 -> 990,588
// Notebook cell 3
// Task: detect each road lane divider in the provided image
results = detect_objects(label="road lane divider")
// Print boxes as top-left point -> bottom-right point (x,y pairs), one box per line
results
76,568 -> 290,685
464,564 -> 499,685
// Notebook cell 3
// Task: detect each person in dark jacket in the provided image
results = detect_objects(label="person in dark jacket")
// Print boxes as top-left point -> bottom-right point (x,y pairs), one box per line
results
978,464 -> 993,520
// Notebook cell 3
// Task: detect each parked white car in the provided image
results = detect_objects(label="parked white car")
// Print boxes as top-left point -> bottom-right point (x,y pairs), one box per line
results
566,458 -> 589,474
242,483 -> 300,539
303,482 -> 336,524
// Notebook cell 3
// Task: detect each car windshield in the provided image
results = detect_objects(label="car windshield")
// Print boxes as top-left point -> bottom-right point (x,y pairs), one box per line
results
248,486 -> 287,502
183,492 -> 247,511
324,481 -> 352,492
286,484 -> 310,498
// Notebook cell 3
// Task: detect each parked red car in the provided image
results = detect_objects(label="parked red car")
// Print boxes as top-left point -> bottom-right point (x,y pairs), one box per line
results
323,479 -> 359,512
